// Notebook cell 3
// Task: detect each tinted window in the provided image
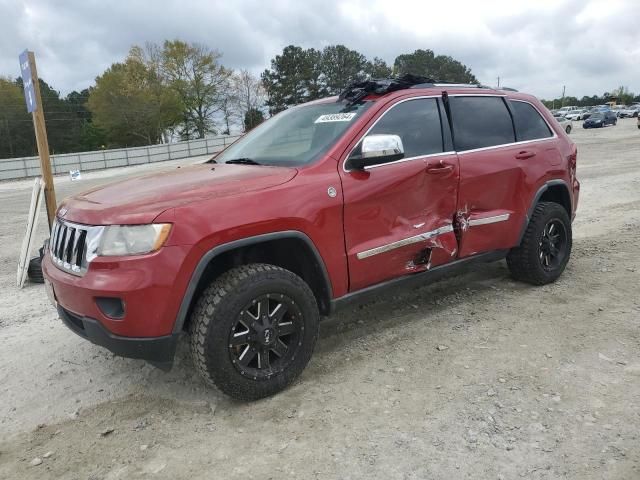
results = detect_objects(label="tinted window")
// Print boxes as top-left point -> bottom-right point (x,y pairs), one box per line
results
450,96 -> 515,150
365,98 -> 443,158
510,101 -> 553,141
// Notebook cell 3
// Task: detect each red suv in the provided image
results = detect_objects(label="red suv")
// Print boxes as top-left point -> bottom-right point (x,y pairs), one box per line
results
43,77 -> 579,400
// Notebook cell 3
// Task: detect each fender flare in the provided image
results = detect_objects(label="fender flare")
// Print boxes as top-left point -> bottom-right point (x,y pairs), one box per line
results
517,179 -> 571,245
172,231 -> 332,333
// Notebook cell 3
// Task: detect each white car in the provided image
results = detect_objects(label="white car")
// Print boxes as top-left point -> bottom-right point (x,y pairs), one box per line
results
611,105 -> 627,117
557,106 -> 580,116
565,109 -> 589,121
618,105 -> 640,118
552,113 -> 572,134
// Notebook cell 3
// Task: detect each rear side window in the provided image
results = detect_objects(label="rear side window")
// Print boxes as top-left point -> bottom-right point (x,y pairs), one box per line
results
449,96 -> 515,151
510,101 -> 553,141
366,98 -> 443,158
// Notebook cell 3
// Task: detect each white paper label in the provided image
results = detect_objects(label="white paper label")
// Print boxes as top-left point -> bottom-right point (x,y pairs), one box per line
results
314,112 -> 357,123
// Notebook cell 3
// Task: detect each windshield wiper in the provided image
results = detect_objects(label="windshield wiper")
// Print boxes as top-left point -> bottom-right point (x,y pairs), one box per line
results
225,158 -> 261,165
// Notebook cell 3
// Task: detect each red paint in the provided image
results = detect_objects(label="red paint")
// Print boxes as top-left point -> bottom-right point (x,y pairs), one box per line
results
44,87 -> 579,341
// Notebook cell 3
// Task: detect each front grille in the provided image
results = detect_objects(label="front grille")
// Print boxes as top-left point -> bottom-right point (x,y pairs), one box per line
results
49,219 -> 95,275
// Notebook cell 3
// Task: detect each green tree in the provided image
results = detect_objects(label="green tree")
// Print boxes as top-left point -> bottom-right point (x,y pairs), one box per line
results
320,45 -> 368,95
158,40 -> 231,139
366,57 -> 393,78
610,86 -> 634,105
393,49 -> 478,84
87,48 -> 181,147
244,108 -> 265,131
262,45 -> 317,114
0,77 -> 33,158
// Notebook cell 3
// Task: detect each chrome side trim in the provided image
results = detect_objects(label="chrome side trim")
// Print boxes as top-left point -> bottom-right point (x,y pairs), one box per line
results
468,213 -> 510,227
364,151 -> 455,170
455,136 -> 555,155
356,225 -> 453,260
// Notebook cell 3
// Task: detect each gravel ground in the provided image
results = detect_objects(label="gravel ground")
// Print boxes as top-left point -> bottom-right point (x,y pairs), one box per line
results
0,120 -> 639,479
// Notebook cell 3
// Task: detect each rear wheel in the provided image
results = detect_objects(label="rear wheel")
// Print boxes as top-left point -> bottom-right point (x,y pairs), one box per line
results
507,202 -> 572,285
189,264 -> 319,400
565,125 -> 572,134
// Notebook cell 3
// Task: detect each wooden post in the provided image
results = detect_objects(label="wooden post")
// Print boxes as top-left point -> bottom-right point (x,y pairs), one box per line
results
27,51 -> 57,230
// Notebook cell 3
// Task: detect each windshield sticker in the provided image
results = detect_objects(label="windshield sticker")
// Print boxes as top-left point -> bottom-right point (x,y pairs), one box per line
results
314,112 -> 357,123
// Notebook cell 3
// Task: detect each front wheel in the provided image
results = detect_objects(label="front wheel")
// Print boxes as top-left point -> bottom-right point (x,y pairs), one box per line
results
189,264 -> 319,400
507,202 -> 572,285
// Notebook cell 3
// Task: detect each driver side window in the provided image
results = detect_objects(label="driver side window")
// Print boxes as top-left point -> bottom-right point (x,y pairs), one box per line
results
365,98 -> 444,159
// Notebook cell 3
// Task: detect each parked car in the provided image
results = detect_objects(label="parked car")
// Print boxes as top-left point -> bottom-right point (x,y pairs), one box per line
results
619,105 -> 640,118
611,105 -> 628,117
552,112 -> 573,133
583,111 -> 617,128
557,106 -> 580,116
564,109 -> 589,121
42,78 -> 580,400
581,107 -> 600,120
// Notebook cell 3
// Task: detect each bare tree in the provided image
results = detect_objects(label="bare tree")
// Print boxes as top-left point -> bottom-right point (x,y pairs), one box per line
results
232,70 -> 266,132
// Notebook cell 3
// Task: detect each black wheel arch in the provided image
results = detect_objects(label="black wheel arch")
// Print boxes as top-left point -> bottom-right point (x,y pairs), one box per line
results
174,231 -> 333,334
518,180 -> 572,245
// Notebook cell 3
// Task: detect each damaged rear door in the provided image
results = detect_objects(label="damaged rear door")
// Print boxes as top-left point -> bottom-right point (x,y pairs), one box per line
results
448,95 -> 527,257
340,96 -> 460,292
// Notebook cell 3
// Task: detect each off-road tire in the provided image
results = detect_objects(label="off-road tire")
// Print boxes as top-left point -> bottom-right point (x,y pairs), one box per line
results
189,263 -> 319,401
565,125 -> 572,134
507,202 -> 572,285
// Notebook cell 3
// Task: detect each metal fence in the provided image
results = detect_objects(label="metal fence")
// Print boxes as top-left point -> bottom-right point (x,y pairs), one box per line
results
0,134 -> 242,181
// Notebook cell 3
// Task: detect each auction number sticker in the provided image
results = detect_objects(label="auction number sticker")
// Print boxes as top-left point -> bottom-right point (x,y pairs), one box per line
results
314,113 -> 357,123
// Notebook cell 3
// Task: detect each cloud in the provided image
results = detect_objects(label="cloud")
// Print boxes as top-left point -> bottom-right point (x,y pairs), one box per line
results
1,0 -> 639,99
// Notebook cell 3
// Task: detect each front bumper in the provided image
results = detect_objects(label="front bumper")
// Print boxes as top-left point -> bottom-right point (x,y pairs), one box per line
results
57,304 -> 179,368
43,243 -> 195,366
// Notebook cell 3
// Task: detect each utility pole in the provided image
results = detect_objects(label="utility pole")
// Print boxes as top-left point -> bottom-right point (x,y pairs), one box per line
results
561,85 -> 566,108
19,50 -> 56,229
497,76 -> 500,88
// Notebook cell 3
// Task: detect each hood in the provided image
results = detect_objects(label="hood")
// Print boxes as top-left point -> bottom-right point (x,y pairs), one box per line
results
61,163 -> 298,225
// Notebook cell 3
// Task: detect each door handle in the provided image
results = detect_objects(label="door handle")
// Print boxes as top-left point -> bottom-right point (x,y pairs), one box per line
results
515,150 -> 536,160
426,163 -> 454,174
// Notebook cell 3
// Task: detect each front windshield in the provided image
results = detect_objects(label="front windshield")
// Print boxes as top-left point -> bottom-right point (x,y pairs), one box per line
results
217,101 -> 372,167
590,113 -> 604,119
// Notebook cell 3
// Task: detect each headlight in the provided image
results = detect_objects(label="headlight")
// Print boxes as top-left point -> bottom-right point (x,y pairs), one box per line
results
98,224 -> 172,256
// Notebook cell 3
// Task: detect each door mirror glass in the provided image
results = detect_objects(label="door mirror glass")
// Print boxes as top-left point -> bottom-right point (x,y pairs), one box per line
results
347,134 -> 404,170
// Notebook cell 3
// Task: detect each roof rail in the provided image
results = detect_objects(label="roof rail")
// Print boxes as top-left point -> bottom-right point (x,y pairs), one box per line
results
432,83 -> 484,88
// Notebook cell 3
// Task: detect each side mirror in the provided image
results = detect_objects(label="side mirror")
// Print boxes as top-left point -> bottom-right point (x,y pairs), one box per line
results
347,134 -> 404,170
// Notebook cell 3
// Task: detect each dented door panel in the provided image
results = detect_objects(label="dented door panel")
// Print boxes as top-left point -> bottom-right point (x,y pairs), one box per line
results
342,152 -> 459,291
455,140 -> 555,257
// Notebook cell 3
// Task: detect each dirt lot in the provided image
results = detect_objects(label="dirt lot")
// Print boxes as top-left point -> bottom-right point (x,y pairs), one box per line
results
1,120 -> 639,480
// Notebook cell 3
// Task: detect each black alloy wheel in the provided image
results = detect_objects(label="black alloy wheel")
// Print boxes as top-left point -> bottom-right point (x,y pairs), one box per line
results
229,294 -> 303,379
538,219 -> 568,271
506,202 -> 572,285
189,263 -> 319,401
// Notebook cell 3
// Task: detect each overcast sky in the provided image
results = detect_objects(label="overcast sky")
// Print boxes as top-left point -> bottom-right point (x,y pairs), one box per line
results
2,0 -> 639,100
